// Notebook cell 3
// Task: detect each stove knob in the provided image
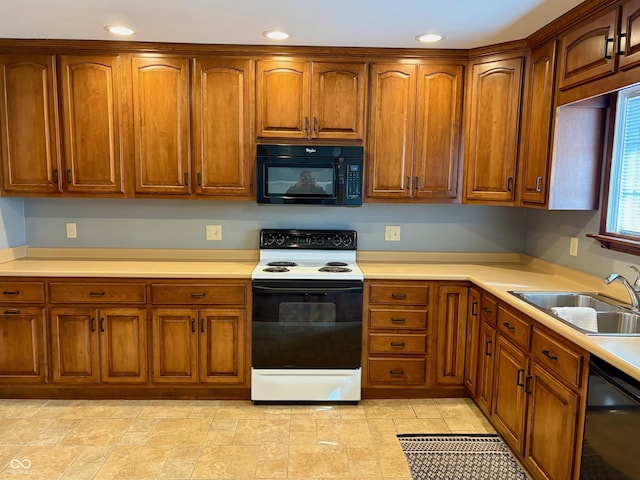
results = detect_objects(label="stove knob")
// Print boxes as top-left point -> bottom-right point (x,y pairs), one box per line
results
331,236 -> 342,246
312,236 -> 325,246
274,234 -> 286,246
262,233 -> 275,246
342,236 -> 353,247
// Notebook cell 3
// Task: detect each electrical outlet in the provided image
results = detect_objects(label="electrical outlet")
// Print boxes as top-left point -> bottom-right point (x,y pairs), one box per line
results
206,224 -> 222,241
569,237 -> 578,256
65,223 -> 77,239
384,226 -> 401,242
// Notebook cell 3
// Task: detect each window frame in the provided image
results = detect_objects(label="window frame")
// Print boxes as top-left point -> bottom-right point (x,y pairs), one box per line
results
588,88 -> 640,256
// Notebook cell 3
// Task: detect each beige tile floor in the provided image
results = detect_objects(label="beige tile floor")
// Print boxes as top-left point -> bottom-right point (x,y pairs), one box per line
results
0,397 -> 495,480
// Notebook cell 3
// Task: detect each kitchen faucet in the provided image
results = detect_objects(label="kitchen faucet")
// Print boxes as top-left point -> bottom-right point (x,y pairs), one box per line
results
603,265 -> 640,313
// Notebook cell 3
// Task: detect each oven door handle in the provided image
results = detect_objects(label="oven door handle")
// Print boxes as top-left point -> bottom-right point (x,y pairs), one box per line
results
253,285 -> 363,294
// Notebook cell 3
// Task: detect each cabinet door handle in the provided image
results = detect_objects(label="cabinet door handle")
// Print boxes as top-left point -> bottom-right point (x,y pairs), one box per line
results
618,33 -> 627,55
414,176 -> 420,191
90,317 -> 96,332
183,172 -> 189,186
304,116 -> 309,134
390,342 -> 406,348
525,375 -> 534,394
66,169 -> 72,184
99,318 -> 105,333
197,172 -> 202,186
52,169 -> 58,184
89,291 -> 105,297
391,317 -> 406,324
535,176 -> 543,192
471,301 -> 478,317
507,176 -> 513,192
605,37 -> 614,59
3,309 -> 20,315
2,291 -> 19,296
191,292 -> 206,298
191,318 -> 195,333
389,369 -> 404,376
502,322 -> 516,331
541,349 -> 559,361
485,339 -> 492,356
517,368 -> 525,386
200,318 -> 205,333
313,116 -> 318,133
406,176 -> 411,192
391,293 -> 407,300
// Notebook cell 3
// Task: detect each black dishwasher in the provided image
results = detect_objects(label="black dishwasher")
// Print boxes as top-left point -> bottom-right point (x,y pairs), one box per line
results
580,356 -> 640,480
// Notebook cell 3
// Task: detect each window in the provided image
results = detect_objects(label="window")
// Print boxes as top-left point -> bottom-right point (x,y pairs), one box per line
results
590,85 -> 640,255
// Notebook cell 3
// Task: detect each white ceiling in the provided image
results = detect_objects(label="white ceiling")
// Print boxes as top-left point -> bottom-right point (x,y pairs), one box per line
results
0,0 -> 585,49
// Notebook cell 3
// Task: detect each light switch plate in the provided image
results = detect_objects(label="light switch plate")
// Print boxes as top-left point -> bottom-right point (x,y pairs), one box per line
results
569,237 -> 578,256
206,224 -> 222,241
384,226 -> 401,241
65,223 -> 77,239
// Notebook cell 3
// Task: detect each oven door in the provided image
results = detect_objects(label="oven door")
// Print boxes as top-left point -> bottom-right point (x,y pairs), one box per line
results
251,280 -> 363,369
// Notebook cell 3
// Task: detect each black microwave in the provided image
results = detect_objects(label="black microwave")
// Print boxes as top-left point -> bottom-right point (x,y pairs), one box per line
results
256,144 -> 363,206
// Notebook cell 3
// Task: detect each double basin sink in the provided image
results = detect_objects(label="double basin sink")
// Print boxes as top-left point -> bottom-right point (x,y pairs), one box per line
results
509,291 -> 640,336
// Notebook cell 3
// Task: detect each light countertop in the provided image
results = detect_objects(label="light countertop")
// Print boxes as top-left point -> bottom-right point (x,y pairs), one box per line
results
1,247 -> 638,382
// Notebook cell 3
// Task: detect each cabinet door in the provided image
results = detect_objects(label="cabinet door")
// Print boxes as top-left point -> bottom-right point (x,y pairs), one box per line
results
367,63 -> 416,199
520,41 -> 557,206
464,287 -> 482,395
464,57 -> 522,203
192,58 -> 253,197
619,0 -> 640,71
256,59 -> 310,138
557,8 -> 618,90
434,284 -> 468,386
492,335 -> 529,454
59,55 -> 124,194
476,321 -> 496,415
524,363 -> 581,480
0,55 -> 61,194
414,64 -> 463,199
132,56 -> 190,195
152,308 -> 198,383
50,308 -> 100,383
311,62 -> 366,140
100,308 -> 147,384
0,308 -> 45,383
198,308 -> 246,384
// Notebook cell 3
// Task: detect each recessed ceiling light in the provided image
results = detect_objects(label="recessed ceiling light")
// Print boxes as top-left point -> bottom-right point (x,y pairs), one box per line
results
416,33 -> 443,43
104,25 -> 136,36
263,30 -> 290,40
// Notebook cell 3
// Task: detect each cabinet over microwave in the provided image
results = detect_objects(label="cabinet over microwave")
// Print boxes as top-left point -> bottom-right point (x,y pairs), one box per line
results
256,144 -> 363,206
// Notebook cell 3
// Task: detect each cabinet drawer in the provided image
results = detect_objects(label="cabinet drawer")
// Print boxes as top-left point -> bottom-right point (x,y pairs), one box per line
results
49,282 -> 146,304
151,284 -> 246,305
481,295 -> 498,326
369,333 -> 427,354
369,284 -> 429,305
532,329 -> 585,389
367,358 -> 426,385
369,308 -> 428,329
0,282 -> 45,303
497,306 -> 532,351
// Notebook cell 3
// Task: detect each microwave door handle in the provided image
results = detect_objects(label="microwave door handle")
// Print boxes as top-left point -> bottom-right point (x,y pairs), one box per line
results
253,285 -> 363,294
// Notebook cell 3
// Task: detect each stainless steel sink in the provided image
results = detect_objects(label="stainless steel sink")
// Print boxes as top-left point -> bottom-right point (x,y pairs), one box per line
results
509,291 -> 640,336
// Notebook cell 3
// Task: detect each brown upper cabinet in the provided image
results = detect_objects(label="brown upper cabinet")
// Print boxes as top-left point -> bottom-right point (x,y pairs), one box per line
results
60,55 -> 125,194
131,55 -> 191,195
463,55 -> 524,204
367,62 -> 464,201
558,0 -> 640,91
0,55 -> 61,194
256,59 -> 366,140
192,58 -> 253,197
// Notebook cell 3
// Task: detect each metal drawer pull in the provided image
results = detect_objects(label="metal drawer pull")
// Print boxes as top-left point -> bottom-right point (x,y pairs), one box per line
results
471,301 -> 478,316
605,37 -> 614,59
89,291 -> 105,297
191,292 -> 206,298
4,310 -> 20,315
535,176 -> 543,192
200,318 -> 205,333
502,322 -> 516,331
391,318 -> 406,324
2,291 -> 19,296
507,176 -> 513,192
389,369 -> 404,375
525,375 -> 534,394
390,342 -> 406,348
191,318 -> 195,333
517,368 -> 525,386
90,317 -> 95,332
542,349 -> 558,361
482,306 -> 493,314
99,318 -> 105,333
485,339 -> 492,356
391,293 -> 407,300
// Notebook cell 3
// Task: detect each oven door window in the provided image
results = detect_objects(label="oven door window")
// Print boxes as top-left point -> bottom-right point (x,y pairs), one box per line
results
252,283 -> 362,369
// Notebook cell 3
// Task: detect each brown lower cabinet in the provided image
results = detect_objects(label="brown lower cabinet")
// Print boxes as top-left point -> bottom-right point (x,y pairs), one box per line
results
50,307 -> 147,383
152,308 -> 246,384
0,307 -> 46,383
467,294 -> 588,480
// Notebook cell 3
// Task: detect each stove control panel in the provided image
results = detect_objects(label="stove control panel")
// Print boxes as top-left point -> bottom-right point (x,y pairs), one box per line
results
260,229 -> 357,250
